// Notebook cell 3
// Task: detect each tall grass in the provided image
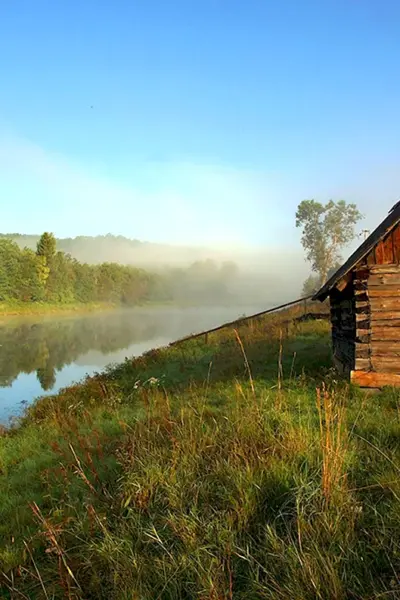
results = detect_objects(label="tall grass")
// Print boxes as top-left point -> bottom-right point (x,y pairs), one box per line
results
0,311 -> 399,599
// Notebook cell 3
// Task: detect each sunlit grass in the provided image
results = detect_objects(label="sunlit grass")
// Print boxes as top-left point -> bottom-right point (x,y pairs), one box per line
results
0,309 -> 399,599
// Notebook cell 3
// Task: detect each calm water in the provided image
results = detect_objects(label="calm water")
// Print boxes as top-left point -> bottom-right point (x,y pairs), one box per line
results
0,305 -> 265,423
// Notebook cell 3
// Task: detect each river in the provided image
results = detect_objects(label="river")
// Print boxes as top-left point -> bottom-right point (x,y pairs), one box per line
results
0,305 -> 267,423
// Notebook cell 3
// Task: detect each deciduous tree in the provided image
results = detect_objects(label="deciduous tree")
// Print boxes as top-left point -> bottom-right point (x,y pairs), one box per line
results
296,200 -> 362,284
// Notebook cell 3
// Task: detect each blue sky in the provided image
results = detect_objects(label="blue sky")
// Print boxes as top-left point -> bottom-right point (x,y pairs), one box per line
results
1,0 -> 400,249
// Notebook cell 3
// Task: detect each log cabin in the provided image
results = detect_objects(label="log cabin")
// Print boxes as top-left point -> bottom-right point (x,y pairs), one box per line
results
313,202 -> 400,389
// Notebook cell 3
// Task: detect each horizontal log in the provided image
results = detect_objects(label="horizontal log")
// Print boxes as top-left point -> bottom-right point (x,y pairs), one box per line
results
354,281 -> 368,291
369,274 -> 400,286
357,330 -> 372,339
371,357 -> 400,373
371,341 -> 400,356
351,371 -> 400,388
372,327 -> 400,341
355,306 -> 371,316
369,287 -> 400,297
370,298 -> 400,311
354,291 -> 369,302
355,358 -> 371,371
370,312 -> 400,322
369,265 -> 400,274
356,313 -> 370,324
355,345 -> 370,359
356,333 -> 371,344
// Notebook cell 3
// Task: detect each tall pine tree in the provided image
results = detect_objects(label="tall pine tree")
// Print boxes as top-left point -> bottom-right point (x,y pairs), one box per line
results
36,232 -> 56,265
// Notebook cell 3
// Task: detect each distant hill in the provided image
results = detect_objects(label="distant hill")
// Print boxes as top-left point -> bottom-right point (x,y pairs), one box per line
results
0,233 -> 227,269
0,233 -> 309,305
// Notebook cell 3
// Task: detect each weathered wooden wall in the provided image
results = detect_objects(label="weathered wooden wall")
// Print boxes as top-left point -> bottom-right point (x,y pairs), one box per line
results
330,283 -> 355,374
351,223 -> 400,387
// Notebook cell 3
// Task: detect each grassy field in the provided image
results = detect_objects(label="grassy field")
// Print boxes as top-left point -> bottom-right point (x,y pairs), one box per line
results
0,308 -> 399,599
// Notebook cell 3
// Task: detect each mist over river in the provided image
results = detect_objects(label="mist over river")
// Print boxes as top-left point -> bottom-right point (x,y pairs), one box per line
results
0,305 -> 268,423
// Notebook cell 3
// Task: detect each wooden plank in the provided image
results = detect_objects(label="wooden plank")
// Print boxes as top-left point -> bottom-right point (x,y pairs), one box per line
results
355,318 -> 370,330
355,305 -> 370,316
357,330 -> 372,340
351,371 -> 400,388
366,250 -> 376,266
354,281 -> 368,291
372,327 -> 400,341
337,276 -> 350,292
374,240 -> 385,265
392,224 -> 400,264
355,358 -> 371,371
370,312 -> 400,322
355,344 -> 370,359
371,357 -> 400,373
354,291 -> 368,302
369,264 -> 400,274
371,341 -> 400,356
356,333 -> 371,344
369,287 -> 400,298
369,274 -> 400,286
374,236 -> 395,264
370,298 -> 400,311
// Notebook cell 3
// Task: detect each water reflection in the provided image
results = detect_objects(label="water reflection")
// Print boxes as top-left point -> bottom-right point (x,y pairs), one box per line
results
0,306 -> 264,422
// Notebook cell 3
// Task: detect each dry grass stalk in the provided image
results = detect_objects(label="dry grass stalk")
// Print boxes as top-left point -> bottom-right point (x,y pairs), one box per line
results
316,384 -> 347,505
233,329 -> 255,396
278,329 -> 284,391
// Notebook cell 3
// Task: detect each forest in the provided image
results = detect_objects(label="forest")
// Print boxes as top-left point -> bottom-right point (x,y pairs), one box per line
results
0,232 -> 239,307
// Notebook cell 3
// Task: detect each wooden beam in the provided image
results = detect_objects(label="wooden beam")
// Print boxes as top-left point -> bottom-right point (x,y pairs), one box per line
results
374,236 -> 395,265
371,341 -> 400,356
371,357 -> 400,373
336,274 -> 351,292
369,287 -> 400,297
369,274 -> 400,286
370,298 -> 400,311
369,265 -> 400,274
370,312 -> 400,322
372,328 -> 400,341
392,224 -> 400,264
355,358 -> 371,371
351,370 -> 400,388
355,344 -> 370,359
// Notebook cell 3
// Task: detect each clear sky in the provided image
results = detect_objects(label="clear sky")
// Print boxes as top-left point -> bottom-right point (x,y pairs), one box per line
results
1,0 -> 400,249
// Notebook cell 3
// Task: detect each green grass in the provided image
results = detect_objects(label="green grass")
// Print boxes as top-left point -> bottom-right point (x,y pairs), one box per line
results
0,309 -> 399,599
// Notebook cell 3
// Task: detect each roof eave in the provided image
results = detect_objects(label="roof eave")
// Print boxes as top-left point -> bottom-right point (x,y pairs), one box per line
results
312,206 -> 400,302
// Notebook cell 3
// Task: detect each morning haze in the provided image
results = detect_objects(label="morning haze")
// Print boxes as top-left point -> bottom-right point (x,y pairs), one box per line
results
1,1 -> 400,597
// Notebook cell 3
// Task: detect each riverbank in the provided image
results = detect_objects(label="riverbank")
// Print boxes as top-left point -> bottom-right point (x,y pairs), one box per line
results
0,299 -> 227,318
0,300 -> 118,317
0,309 -> 399,599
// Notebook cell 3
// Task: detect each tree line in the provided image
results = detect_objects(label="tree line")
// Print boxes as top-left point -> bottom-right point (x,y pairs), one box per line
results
0,232 -> 239,306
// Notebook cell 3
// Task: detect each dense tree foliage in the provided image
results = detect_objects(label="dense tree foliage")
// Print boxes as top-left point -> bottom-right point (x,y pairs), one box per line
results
0,234 -> 239,306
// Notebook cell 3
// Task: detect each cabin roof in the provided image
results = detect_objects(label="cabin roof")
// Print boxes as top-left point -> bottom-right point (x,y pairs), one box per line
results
313,203 -> 400,302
